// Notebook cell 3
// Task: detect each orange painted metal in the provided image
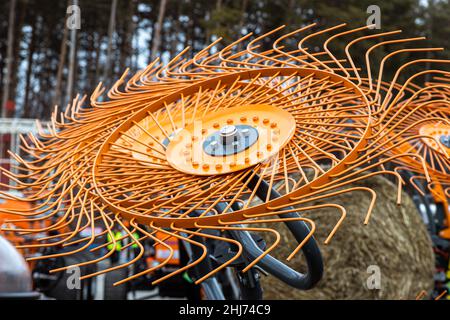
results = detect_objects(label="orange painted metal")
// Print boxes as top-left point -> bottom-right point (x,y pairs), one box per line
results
164,104 -> 296,176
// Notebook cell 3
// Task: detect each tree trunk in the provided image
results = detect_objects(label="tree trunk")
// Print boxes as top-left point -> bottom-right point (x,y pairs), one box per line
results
40,28 -> 53,119
53,8 -> 69,108
66,0 -> 78,106
23,17 -> 37,118
10,0 -> 26,118
287,0 -> 296,26
170,11 -> 181,57
236,0 -> 248,51
1,0 -> 17,118
104,0 -> 118,88
425,0 -> 436,82
94,32 -> 102,87
150,0 -> 168,61
119,0 -> 135,73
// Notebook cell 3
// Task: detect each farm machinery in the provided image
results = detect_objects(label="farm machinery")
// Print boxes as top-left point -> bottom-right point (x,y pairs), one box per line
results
0,23 -> 449,300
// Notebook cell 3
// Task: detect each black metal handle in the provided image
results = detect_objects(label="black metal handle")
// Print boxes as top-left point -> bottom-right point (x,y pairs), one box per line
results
219,173 -> 324,290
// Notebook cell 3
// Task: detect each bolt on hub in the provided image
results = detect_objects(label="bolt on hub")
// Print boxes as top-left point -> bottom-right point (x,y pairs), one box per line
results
203,124 -> 259,157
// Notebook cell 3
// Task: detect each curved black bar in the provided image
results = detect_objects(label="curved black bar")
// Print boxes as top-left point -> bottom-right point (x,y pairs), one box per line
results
217,173 -> 324,290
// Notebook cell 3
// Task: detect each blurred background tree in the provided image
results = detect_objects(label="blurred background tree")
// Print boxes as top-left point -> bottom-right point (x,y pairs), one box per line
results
0,0 -> 448,120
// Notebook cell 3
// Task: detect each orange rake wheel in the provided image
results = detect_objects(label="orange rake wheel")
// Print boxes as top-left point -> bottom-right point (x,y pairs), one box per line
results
92,67 -> 373,228
373,78 -> 450,239
370,76 -> 450,299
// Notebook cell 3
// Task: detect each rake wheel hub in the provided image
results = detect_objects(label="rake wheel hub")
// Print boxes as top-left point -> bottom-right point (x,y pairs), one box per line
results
419,123 -> 450,156
203,124 -> 259,156
165,104 -> 296,176
440,135 -> 450,149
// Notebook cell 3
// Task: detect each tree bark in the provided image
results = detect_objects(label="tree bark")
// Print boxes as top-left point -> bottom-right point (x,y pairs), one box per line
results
23,17 -> 37,118
120,0 -> 135,73
53,8 -> 69,108
236,0 -> 248,51
150,0 -> 168,62
170,11 -> 181,57
1,0 -> 17,118
104,0 -> 118,88
66,0 -> 79,106
94,32 -> 102,87
10,0 -> 26,118
425,0 -> 436,82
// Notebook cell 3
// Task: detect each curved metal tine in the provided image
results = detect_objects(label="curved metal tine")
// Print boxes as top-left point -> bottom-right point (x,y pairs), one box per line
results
246,173 -> 321,246
180,209 -> 225,300
215,200 -> 321,290
213,171 -> 323,289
